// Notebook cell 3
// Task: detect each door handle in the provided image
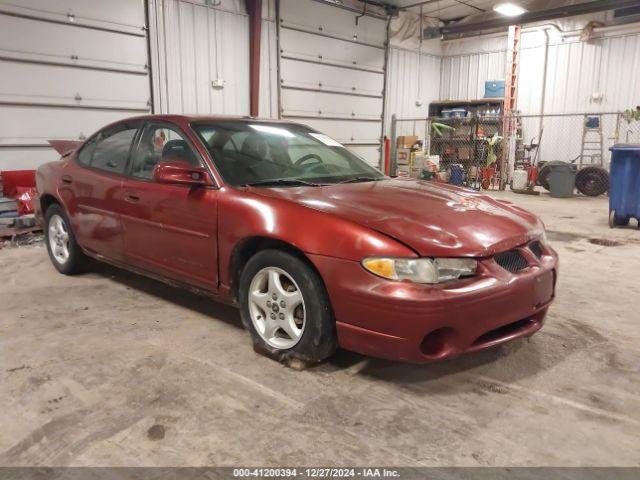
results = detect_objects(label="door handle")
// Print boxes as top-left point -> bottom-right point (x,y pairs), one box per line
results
124,193 -> 140,202
61,175 -> 73,184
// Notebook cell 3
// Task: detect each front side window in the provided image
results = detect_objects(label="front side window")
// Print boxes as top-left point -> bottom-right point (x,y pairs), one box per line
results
130,124 -> 202,180
192,121 -> 384,187
84,125 -> 138,174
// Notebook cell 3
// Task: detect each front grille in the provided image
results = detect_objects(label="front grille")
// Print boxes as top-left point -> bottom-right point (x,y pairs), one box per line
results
494,250 -> 529,273
529,241 -> 544,259
472,317 -> 538,348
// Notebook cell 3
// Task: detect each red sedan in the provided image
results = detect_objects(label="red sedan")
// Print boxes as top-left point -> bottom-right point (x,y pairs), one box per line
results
35,115 -> 557,364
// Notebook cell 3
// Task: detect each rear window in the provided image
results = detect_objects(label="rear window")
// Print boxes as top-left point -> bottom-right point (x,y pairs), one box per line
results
77,138 -> 96,166
75,123 -> 140,174
91,128 -> 137,174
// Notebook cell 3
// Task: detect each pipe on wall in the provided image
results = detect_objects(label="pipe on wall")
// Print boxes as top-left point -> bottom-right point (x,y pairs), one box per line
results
246,0 -> 262,117
537,27 -> 550,133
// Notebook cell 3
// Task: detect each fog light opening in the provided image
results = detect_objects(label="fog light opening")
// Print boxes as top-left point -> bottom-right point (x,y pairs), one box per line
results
420,327 -> 458,359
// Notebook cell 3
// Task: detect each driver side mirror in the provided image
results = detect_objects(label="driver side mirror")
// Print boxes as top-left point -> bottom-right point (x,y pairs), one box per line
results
153,160 -> 212,186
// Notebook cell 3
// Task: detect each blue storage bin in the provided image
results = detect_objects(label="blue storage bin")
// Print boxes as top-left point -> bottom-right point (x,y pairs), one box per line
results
609,144 -> 640,228
484,80 -> 505,98
449,164 -> 465,186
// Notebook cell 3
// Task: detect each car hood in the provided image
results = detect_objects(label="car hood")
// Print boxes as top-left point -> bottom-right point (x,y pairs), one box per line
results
251,178 -> 544,257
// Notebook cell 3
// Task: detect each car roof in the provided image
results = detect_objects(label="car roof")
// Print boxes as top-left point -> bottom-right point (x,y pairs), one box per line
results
123,114 -> 299,125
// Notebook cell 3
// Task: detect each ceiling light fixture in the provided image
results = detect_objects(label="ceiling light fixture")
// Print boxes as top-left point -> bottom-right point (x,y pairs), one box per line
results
493,2 -> 527,16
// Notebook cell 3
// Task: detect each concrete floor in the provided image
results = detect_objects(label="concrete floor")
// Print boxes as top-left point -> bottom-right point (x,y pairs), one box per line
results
0,191 -> 638,467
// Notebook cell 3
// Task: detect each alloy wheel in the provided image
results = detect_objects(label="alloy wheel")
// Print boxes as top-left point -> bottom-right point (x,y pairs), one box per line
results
248,267 -> 306,349
48,214 -> 70,264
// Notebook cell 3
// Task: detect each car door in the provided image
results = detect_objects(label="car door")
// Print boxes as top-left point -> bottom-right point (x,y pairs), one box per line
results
64,121 -> 141,262
119,121 -> 219,291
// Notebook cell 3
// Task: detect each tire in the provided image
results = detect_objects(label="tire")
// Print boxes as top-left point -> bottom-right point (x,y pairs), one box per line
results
575,166 -> 609,197
238,249 -> 337,364
44,204 -> 87,275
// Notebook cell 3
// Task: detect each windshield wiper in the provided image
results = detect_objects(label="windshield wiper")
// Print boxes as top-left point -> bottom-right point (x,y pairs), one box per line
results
244,178 -> 323,187
335,176 -> 382,184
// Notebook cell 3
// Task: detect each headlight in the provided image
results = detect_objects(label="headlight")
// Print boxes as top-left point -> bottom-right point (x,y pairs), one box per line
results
362,257 -> 477,284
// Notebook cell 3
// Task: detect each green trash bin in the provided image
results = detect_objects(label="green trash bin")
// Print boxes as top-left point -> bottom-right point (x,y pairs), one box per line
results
548,162 -> 577,198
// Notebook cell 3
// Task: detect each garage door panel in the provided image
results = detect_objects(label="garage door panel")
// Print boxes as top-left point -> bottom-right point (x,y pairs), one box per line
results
279,0 -> 386,47
0,15 -> 148,72
281,58 -> 383,97
0,0 -> 145,35
0,0 -> 149,171
278,0 -> 384,168
344,145 -> 381,167
0,61 -> 149,110
0,148 -> 60,170
282,89 -> 382,120
0,106 -> 141,146
280,28 -> 384,72
295,118 -> 381,144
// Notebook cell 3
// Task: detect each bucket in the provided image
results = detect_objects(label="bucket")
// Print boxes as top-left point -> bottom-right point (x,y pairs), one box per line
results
481,167 -> 496,190
548,162 -> 577,198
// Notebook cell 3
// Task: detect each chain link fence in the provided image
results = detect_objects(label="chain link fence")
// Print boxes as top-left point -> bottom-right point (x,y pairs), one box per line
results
390,111 -> 640,197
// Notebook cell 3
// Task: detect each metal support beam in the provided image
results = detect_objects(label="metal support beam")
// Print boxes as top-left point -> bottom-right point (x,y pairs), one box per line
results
441,0 -> 640,36
246,0 -> 262,118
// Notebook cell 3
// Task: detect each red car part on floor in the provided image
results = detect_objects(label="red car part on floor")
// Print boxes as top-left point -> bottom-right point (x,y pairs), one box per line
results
35,115 -> 557,363
1,170 -> 36,198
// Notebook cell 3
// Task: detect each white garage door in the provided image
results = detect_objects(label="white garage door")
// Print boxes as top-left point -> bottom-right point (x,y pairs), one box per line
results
0,0 -> 151,171
278,0 -> 387,167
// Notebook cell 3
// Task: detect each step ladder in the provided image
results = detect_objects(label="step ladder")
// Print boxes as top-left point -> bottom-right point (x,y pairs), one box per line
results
579,114 -> 604,168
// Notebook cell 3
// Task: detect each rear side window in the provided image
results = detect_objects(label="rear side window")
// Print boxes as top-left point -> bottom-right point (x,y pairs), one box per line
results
77,138 -> 96,166
90,128 -> 138,174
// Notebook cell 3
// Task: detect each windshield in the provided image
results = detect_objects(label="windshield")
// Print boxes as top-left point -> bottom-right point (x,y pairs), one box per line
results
192,121 -> 385,187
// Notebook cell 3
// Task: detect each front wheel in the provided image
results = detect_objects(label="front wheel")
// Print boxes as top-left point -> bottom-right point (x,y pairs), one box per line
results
238,249 -> 337,364
44,204 -> 86,274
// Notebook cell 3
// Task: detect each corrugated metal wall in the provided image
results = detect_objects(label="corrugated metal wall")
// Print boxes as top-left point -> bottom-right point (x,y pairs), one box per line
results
148,0 -> 249,116
438,25 -> 640,111
518,28 -> 640,114
516,27 -> 640,166
385,47 -> 441,136
439,35 -> 508,101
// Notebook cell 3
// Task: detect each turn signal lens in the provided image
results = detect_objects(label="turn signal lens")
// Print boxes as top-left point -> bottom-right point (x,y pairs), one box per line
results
361,258 -> 395,279
362,257 -> 477,284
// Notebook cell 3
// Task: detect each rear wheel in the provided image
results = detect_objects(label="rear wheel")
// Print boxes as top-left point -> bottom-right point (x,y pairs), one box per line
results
44,204 -> 86,274
239,249 -> 337,364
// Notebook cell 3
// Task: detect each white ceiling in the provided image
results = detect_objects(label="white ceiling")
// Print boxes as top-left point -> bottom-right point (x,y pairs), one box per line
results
384,0 -> 533,21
